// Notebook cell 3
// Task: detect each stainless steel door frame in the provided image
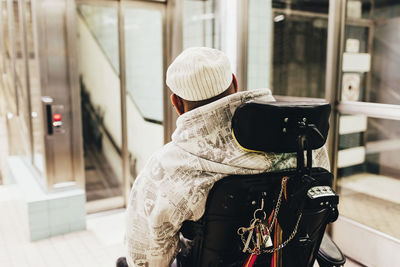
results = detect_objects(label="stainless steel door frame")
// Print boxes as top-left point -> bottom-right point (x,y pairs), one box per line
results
66,0 -> 85,190
236,0 -> 248,92
118,0 -> 129,206
325,0 -> 346,186
164,0 -> 181,144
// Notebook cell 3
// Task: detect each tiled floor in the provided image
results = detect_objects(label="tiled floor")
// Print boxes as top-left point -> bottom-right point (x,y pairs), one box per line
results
0,185 -> 125,267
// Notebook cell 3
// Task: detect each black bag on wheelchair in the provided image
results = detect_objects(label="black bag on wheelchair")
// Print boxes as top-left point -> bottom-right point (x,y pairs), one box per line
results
177,101 -> 345,267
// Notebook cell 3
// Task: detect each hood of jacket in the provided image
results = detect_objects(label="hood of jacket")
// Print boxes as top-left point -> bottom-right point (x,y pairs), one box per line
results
169,88 -> 295,174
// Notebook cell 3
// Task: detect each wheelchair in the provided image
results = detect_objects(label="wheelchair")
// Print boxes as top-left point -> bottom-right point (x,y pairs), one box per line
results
117,101 -> 346,267
176,101 -> 346,267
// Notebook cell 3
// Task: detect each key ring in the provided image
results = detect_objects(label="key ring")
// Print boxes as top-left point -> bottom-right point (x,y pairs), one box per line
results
237,218 -> 260,235
253,209 -> 266,221
237,227 -> 247,235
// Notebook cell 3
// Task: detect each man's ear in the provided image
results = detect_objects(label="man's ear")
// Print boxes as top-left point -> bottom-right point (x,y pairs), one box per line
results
171,94 -> 185,115
232,74 -> 238,92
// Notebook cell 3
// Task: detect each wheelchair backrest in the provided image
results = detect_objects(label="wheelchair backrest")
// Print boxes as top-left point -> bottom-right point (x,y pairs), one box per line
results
178,101 -> 338,267
232,100 -> 330,153
179,168 -> 336,267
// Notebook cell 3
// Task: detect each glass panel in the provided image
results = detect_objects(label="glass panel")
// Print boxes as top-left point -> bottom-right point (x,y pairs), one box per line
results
2,0 -> 17,113
0,0 -> 6,73
25,0 -> 44,173
341,1 -> 400,104
183,0 -> 218,49
6,0 -> 30,161
247,0 -> 328,98
124,4 -> 164,186
12,0 -> 23,82
77,4 -> 123,202
124,8 -> 163,122
337,115 -> 400,239
0,0 -> 4,185
77,5 -> 119,74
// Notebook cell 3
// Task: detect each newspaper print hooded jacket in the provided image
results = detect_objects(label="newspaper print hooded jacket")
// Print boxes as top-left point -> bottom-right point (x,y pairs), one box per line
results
125,88 -> 330,267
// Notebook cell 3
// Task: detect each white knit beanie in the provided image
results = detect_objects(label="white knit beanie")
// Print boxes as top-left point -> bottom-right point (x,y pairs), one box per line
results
166,47 -> 233,101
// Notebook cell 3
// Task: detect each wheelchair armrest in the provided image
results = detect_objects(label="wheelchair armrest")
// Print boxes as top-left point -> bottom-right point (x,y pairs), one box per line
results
316,233 -> 346,267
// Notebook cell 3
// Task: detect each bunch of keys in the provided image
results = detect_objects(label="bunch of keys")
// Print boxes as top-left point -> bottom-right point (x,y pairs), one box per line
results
237,200 -> 273,254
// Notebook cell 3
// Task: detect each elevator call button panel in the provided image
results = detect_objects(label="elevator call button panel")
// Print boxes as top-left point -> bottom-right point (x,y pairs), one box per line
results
42,97 -> 65,135
50,105 -> 65,134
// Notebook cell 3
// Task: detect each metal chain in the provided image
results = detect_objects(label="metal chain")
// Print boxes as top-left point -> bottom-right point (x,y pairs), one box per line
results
267,177 -> 288,233
258,212 -> 303,254
248,177 -> 288,251
239,176 -> 304,254
239,212 -> 303,255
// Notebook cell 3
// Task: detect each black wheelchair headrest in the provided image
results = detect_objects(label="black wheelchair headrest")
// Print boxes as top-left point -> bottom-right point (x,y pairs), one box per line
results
232,101 -> 331,153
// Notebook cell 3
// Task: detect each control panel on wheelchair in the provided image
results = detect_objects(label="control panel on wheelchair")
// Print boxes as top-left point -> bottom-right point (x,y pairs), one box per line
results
178,101 -> 346,267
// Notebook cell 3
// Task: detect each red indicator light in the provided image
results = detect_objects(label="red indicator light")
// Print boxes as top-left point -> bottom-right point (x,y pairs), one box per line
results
53,113 -> 62,122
